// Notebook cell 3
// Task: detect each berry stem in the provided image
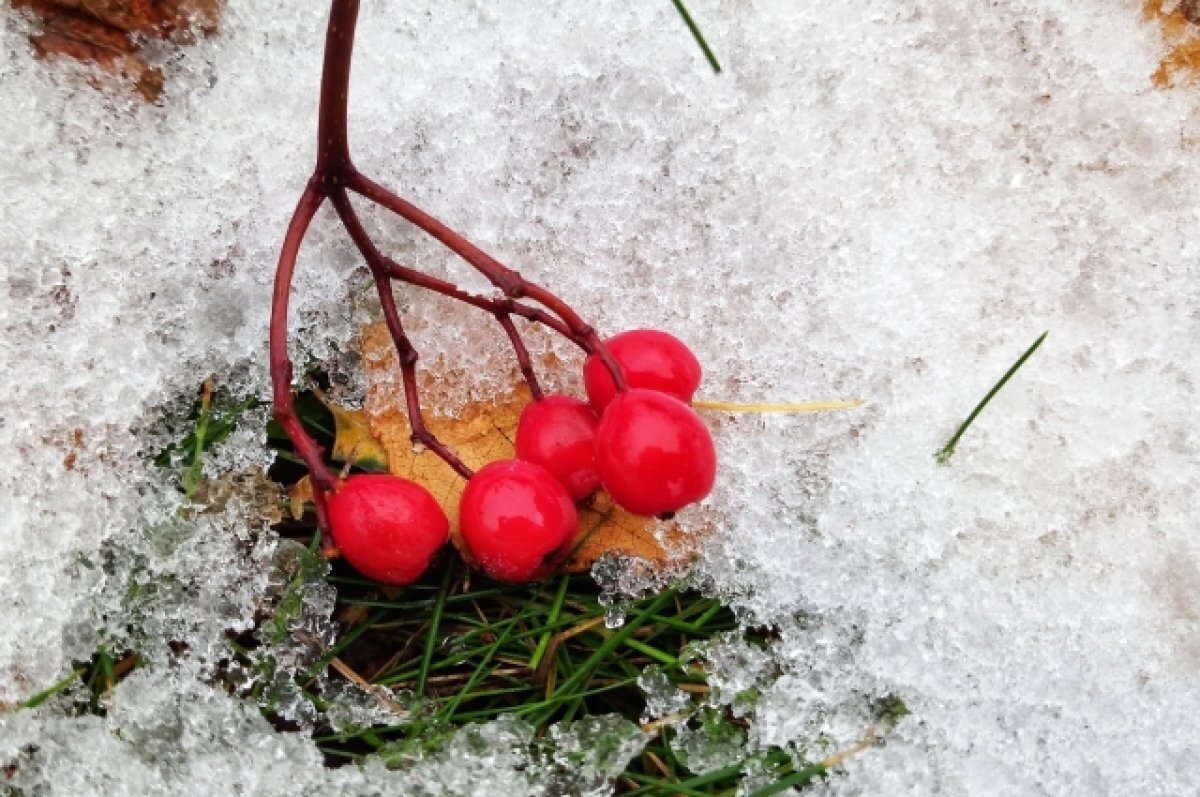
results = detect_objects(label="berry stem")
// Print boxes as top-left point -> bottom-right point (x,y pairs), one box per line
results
348,170 -> 627,391
332,190 -> 473,478
270,0 -> 628,544
371,266 -> 475,480
375,257 -> 575,341
496,312 -> 544,400
332,190 -> 546,403
270,183 -> 338,494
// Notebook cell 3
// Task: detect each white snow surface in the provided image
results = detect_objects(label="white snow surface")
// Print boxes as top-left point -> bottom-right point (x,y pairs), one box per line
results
2,0 -> 1199,794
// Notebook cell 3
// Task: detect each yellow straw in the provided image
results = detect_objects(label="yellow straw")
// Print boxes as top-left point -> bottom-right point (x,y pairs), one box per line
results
691,399 -> 866,413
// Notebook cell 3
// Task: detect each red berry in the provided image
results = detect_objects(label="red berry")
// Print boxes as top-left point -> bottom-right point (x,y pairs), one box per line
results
595,389 -> 716,516
515,395 -> 601,500
458,460 -> 578,582
327,474 -> 449,585
583,329 -> 702,412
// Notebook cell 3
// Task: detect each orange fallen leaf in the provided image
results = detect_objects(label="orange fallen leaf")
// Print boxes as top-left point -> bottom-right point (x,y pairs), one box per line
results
568,492 -> 695,572
314,389 -> 391,473
359,322 -> 704,573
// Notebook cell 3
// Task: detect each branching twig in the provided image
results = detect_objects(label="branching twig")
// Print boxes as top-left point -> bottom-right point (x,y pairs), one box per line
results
269,0 -> 625,545
332,191 -> 549,401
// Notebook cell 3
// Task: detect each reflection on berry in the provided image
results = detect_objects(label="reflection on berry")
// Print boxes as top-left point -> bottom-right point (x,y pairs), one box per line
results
515,394 -> 601,500
595,389 -> 716,517
459,460 -> 578,582
327,474 -> 449,584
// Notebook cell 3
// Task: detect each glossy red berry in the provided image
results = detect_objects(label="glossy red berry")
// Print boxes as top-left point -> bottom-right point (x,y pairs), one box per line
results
458,460 -> 578,582
327,474 -> 449,585
595,389 -> 716,517
515,394 -> 601,500
583,329 -> 702,413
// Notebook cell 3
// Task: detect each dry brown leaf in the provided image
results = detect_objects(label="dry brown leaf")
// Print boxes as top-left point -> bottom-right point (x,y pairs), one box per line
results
288,475 -> 314,522
359,322 -> 706,573
11,0 -> 221,101
1145,0 -> 1200,87
569,492 -> 695,572
33,0 -> 163,35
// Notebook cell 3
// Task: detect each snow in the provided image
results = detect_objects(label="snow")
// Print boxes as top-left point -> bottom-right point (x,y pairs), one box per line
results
3,0 -> 1200,794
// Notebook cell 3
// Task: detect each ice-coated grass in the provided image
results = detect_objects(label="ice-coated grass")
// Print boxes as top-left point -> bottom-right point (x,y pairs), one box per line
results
258,383 -> 897,792
3,374 -> 891,793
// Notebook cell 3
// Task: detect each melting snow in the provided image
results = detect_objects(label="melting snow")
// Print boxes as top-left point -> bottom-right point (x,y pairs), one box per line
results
2,0 -> 1198,793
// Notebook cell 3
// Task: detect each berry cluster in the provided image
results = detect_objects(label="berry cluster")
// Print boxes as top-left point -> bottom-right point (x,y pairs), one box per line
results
315,331 -> 716,585
272,1 -> 716,586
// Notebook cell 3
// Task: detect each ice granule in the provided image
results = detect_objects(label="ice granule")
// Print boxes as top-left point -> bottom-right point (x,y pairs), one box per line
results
545,715 -> 649,794
700,633 -> 775,710
323,680 -> 411,734
3,0 -> 1200,794
669,706 -> 748,776
637,666 -> 693,722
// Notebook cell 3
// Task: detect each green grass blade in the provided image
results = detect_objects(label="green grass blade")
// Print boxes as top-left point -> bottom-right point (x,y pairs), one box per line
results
524,587 -> 677,726
528,574 -> 570,672
672,760 -> 746,790
434,599 -> 535,721
936,331 -> 1048,464
181,380 -> 214,497
671,0 -> 722,73
622,772 -> 715,796
622,637 -> 678,666
16,668 -> 85,710
744,762 -> 826,796
415,564 -> 456,703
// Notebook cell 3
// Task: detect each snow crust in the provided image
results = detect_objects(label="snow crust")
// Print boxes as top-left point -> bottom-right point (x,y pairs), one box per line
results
2,0 -> 1199,794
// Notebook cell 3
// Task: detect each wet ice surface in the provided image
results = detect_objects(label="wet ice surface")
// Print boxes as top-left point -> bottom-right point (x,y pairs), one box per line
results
2,0 -> 1199,794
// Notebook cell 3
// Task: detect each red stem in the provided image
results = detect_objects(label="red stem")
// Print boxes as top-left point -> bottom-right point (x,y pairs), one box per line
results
333,191 -> 548,402
348,170 -> 627,389
269,183 -> 338,554
314,0 -> 358,183
329,190 -> 473,477
368,263 -> 475,479
270,184 -> 337,493
270,0 -> 627,546
374,257 -> 576,341
496,313 -> 544,400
